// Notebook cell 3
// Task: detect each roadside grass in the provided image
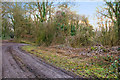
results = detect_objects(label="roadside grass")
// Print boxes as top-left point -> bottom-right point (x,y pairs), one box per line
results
21,45 -> 118,78
0,37 -> 2,40
19,40 -> 36,45
12,39 -> 37,45
2,36 -> 11,40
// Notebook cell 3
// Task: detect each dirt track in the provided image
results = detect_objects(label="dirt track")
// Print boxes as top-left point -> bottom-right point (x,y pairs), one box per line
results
2,42 -> 80,78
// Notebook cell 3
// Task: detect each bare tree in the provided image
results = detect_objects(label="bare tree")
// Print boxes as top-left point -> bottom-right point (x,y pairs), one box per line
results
98,0 -> 120,45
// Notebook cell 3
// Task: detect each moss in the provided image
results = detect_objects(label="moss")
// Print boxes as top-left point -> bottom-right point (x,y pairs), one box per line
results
91,47 -> 97,51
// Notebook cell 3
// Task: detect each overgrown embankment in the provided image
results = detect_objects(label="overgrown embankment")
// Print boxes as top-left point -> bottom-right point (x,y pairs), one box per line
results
21,45 -> 119,78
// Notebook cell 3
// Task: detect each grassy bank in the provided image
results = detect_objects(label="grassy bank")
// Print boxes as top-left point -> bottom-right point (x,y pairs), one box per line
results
21,45 -> 119,78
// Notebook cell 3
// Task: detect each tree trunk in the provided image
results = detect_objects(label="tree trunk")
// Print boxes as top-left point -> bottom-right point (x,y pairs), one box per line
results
118,20 -> 120,45
118,4 -> 120,45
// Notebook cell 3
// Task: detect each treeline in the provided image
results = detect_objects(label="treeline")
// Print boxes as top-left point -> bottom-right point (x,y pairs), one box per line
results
2,1 -> 120,47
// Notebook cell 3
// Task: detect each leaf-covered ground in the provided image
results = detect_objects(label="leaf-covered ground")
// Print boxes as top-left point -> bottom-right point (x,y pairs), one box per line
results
21,45 -> 119,78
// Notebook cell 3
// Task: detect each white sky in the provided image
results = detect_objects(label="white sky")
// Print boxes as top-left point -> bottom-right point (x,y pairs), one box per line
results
70,2 -> 106,29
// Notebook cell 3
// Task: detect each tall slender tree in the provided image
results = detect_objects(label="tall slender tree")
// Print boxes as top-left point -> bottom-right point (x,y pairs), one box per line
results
98,0 -> 120,45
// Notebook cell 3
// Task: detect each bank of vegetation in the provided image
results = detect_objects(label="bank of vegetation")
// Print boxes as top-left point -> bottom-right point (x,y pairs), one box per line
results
2,1 -> 120,47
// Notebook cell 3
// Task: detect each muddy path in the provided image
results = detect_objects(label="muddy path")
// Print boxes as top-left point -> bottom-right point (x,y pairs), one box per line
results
2,42 -> 80,78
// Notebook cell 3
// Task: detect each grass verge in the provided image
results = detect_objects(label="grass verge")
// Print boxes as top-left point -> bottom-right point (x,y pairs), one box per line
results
21,45 -> 119,78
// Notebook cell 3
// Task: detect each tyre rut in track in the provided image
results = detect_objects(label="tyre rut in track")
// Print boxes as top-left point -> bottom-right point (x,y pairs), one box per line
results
10,45 -> 74,78
8,46 -> 47,78
2,46 -> 36,78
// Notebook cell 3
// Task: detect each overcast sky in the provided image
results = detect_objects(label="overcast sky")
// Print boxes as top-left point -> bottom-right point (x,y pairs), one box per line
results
70,2 -> 106,29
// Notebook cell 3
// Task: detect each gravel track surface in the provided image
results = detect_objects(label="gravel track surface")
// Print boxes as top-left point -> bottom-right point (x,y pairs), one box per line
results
2,42 -> 80,78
